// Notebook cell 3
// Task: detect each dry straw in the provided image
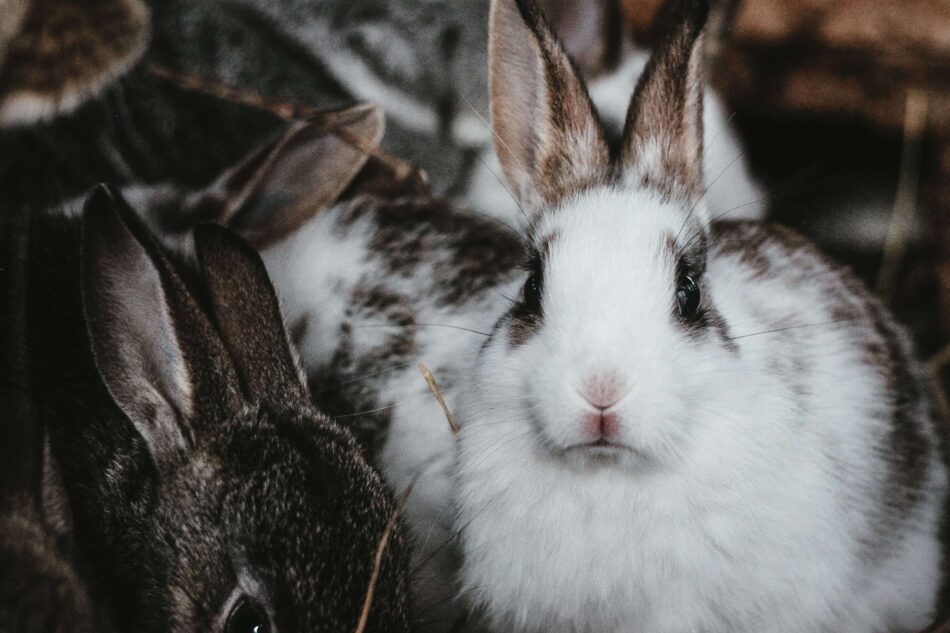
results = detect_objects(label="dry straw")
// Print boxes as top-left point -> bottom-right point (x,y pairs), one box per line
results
353,479 -> 415,633
419,362 -> 460,435
875,90 -> 928,301
147,64 -> 423,184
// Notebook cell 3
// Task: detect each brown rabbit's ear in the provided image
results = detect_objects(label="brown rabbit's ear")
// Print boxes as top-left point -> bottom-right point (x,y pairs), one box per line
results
83,185 -> 243,465
620,0 -> 709,200
535,0 -> 622,77
0,0 -> 150,127
189,104 -> 385,249
194,223 -> 310,410
489,0 -> 610,212
81,185 -> 194,466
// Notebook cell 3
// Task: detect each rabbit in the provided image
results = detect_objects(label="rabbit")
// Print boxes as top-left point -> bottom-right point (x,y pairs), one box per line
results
23,183 -> 413,632
449,0 -> 949,631
0,0 -> 150,126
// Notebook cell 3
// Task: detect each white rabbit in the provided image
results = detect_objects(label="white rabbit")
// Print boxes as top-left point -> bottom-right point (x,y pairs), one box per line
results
452,0 -> 947,631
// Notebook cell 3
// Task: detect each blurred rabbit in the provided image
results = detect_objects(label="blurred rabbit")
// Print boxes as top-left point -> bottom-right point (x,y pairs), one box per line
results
23,183 -> 413,632
0,0 -> 149,126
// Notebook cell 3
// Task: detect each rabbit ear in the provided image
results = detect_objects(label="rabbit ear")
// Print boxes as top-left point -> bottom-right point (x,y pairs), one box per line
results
535,0 -> 622,77
187,104 -> 385,248
489,0 -> 610,212
194,223 -> 309,410
83,185 -> 244,464
81,185 -> 194,464
0,0 -> 149,127
620,0 -> 709,201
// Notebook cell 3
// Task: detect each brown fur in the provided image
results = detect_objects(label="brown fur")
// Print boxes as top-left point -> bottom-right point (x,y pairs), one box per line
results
0,0 -> 149,126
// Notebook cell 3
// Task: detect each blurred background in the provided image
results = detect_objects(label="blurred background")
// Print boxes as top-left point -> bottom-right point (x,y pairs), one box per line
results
1,0 -> 949,399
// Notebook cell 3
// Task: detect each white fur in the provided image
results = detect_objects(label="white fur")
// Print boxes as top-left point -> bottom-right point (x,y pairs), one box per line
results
461,50 -> 765,224
453,185 -> 946,632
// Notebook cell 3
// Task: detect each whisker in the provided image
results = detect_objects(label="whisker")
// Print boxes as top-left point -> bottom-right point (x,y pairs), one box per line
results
458,92 -> 530,220
350,322 -> 491,337
496,291 -> 517,305
674,150 -> 745,245
410,481 -> 517,577
726,318 -> 856,342
461,204 -> 524,237
469,146 -> 530,221
312,361 -> 416,394
678,188 -> 812,257
332,403 -> 398,420
459,94 -> 518,173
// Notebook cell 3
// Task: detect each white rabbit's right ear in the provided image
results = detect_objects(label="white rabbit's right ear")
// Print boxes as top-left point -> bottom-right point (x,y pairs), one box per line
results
190,104 -> 385,248
81,185 -> 192,465
489,0 -> 610,212
619,0 -> 709,201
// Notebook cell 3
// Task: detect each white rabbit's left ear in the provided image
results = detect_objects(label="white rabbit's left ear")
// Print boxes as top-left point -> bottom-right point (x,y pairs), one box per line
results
0,0 -> 150,127
620,0 -> 709,201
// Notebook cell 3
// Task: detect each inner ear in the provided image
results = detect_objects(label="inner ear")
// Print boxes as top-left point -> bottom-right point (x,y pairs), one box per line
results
188,104 -> 385,249
620,0 -> 709,201
489,0 -> 611,212
81,185 -> 192,466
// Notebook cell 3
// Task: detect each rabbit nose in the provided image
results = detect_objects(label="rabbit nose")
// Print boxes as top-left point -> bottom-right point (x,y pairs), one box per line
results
579,370 -> 626,410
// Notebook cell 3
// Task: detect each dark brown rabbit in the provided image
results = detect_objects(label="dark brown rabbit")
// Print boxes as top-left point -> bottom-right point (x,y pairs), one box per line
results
22,185 -> 412,632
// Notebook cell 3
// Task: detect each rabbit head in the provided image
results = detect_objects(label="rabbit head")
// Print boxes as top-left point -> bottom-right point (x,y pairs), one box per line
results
67,186 -> 412,632
471,0 -> 721,469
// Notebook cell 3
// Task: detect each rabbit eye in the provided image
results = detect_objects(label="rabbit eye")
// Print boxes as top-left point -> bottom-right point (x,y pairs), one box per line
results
226,597 -> 270,633
676,275 -> 701,318
522,270 -> 543,313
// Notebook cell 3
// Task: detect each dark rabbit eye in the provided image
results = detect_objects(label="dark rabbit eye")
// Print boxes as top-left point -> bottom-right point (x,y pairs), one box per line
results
676,275 -> 701,318
227,598 -> 270,633
522,270 -> 543,313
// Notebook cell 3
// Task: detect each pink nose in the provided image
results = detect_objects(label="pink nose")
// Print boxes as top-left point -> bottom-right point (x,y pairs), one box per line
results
580,371 -> 625,410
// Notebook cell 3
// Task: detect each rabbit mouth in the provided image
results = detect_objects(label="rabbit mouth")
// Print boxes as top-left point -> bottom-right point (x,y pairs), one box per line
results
560,438 -> 640,460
